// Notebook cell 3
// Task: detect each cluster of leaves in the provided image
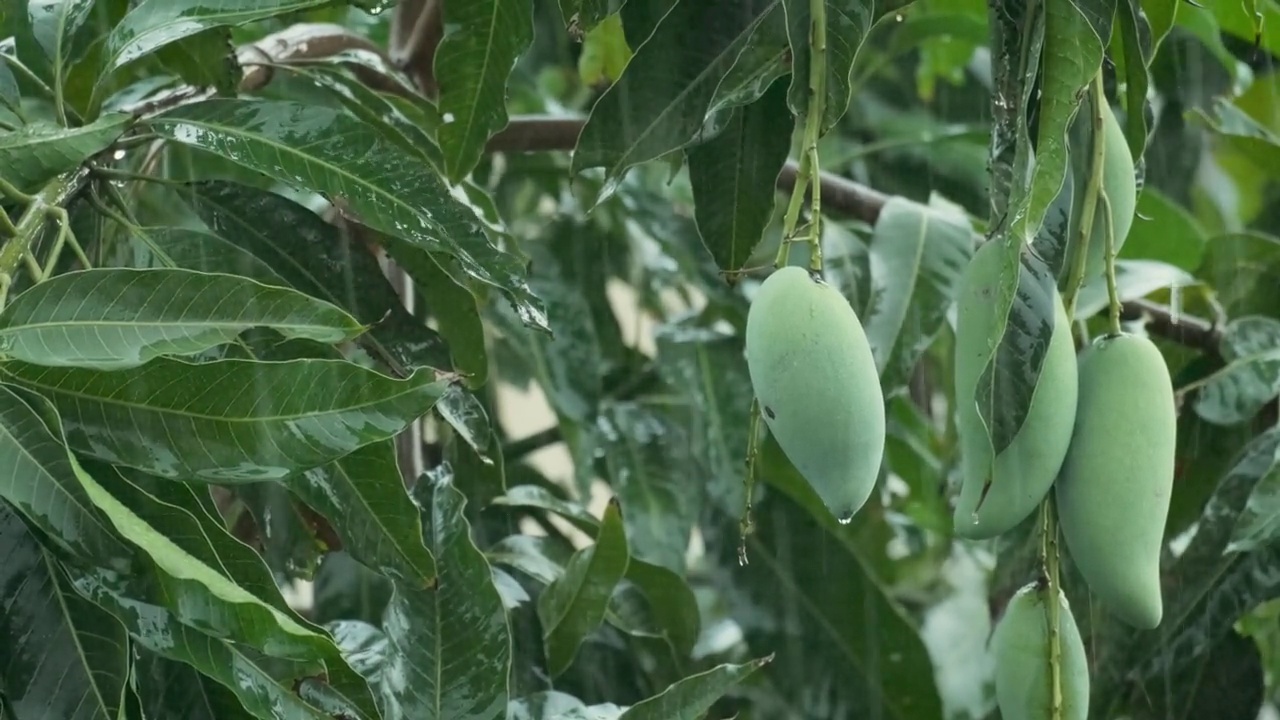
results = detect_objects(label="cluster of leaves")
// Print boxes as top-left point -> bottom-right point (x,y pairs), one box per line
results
3,0 -> 1280,719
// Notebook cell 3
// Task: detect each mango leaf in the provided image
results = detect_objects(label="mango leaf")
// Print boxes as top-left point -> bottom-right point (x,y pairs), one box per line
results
1119,187 -> 1207,270
378,464 -> 511,720
102,0 -> 340,76
0,503 -> 131,720
412,253 -> 489,388
22,0 -> 96,81
153,28 -> 238,96
491,484 -> 601,535
178,181 -> 456,374
0,268 -> 365,370
0,384 -> 131,567
653,319 -> 753,515
508,691 -> 622,719
0,358 -> 451,482
1073,258 -> 1194,319
862,197 -> 973,390
236,480 -> 325,581
572,0 -> 780,201
687,77 -> 793,274
0,55 -> 19,112
435,0 -> 534,182
1192,100 -> 1280,173
1194,316 -> 1280,425
780,0 -> 882,135
326,619 -> 389,685
618,657 -> 771,719
133,650 -> 251,720
595,400 -> 699,573
1114,0 -> 1155,162
296,440 -> 436,584
148,99 -> 547,332
1198,231 -> 1280,320
1126,631 -> 1264,720
1225,452 -> 1280,554
728,432 -> 945,720
0,114 -> 131,191
621,559 -> 700,660
60,564 -> 342,720
538,499 -> 630,677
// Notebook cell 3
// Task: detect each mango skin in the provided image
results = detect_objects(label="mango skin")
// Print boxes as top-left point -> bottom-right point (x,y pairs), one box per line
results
993,582 -> 1090,720
1076,102 -> 1138,281
952,241 -> 1079,539
1055,333 -> 1176,629
744,266 -> 886,521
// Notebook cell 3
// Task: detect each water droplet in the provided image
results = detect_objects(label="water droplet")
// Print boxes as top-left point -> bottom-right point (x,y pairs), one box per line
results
837,510 -> 855,525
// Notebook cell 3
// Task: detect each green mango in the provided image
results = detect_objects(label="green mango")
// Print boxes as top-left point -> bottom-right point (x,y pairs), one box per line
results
993,581 -> 1090,720
1056,333 -> 1176,629
952,241 -> 1079,539
744,266 -> 885,522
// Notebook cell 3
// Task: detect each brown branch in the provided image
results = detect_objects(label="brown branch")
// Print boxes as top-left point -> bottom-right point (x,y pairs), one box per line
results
390,0 -> 444,98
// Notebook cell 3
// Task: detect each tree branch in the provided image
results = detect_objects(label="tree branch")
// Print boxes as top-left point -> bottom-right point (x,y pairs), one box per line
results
390,0 -> 443,98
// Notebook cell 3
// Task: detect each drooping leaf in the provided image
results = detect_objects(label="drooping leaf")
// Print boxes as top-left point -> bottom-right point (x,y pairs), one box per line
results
0,268 -> 365,370
435,0 -> 534,182
147,99 -> 547,331
1194,316 -> 1280,425
22,0 -> 97,82
0,358 -> 451,482
595,400 -> 699,573
1119,186 -> 1207,270
378,464 -> 511,720
538,499 -> 630,677
653,319 -> 753,515
1114,0 -> 1155,162
687,77 -> 793,274
153,28 -> 238,97
0,114 -> 131,191
1225,451 -> 1280,554
572,0 -> 781,201
617,559 -> 700,660
102,0 -> 339,76
0,384 -> 131,568
236,480 -> 325,581
617,656 -> 771,719
0,55 -> 19,112
326,619 -> 389,685
1199,231 -> 1280,320
861,197 -> 973,389
781,0 -> 882,135
412,253 -> 489,388
179,181 -> 456,374
0,503 -> 131,720
295,440 -> 436,584
491,484 -> 601,535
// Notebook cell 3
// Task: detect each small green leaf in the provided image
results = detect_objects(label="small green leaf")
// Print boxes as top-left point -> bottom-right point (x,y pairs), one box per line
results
153,28 -> 238,96
148,99 -> 547,331
0,504 -> 131,720
618,656 -> 771,719
413,254 -> 489,387
0,268 -> 365,370
435,0 -> 534,182
538,499 -> 630,677
379,464 -> 512,720
491,484 -> 601,534
0,358 -> 451,482
23,0 -> 96,82
687,77 -> 794,274
781,0 -> 882,135
0,113 -> 131,191
1195,317 -> 1280,425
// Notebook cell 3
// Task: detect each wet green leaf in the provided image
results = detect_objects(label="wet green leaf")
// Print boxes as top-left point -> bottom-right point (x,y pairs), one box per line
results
1114,0 -> 1155,162
22,0 -> 97,81
0,384 -> 131,567
0,268 -> 364,370
862,197 -> 973,390
781,0 -> 879,135
296,440 -> 436,584
153,28 -> 238,96
379,465 -> 511,720
148,99 -> 547,331
0,57 -> 18,112
133,649 -> 251,720
1199,231 -> 1280,320
1119,187 -> 1207,270
435,0 -> 534,182
618,559 -> 700,660
326,619 -> 389,685
0,113 -> 130,191
491,484 -> 601,535
618,656 -> 770,719
0,503 -> 131,720
0,358 -> 450,482
706,5 -> 790,116
1126,630 -> 1264,720
595,400 -> 699,573
1225,454 -> 1280,554
572,0 -> 781,201
539,500 -> 630,677
236,480 -> 324,581
180,181 -> 456,374
508,690 -> 622,719
1194,317 -> 1280,425
103,0 -> 333,76
687,77 -> 793,274
413,253 -> 489,388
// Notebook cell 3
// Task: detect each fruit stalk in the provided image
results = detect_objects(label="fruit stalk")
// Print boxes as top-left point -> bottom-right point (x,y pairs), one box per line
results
1041,497 -> 1065,719
1062,72 -> 1109,319
1101,191 -> 1122,334
774,0 -> 829,271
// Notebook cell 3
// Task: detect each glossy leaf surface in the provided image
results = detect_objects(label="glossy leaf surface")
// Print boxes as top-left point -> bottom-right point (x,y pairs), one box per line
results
1,358 -> 450,482
0,114 -> 130,191
0,268 -> 364,370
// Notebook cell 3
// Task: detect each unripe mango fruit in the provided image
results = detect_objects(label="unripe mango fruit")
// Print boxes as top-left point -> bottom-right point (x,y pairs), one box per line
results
1072,101 -> 1138,282
744,266 -> 885,521
993,582 -> 1090,720
952,241 -> 1079,539
1055,333 -> 1176,629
